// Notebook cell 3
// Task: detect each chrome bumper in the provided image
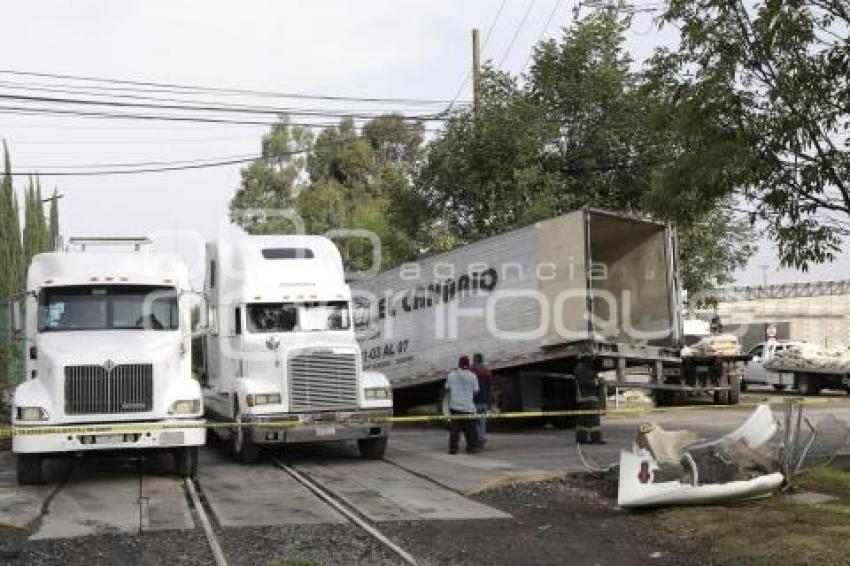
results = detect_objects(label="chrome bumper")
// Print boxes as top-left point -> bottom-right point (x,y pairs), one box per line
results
243,409 -> 392,444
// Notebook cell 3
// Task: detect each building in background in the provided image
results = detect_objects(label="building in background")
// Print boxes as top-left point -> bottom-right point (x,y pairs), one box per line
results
705,280 -> 850,349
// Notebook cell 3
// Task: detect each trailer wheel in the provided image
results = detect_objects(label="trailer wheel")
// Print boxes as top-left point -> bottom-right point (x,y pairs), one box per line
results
358,436 -> 388,460
773,385 -> 788,392
174,446 -> 199,479
232,411 -> 260,465
797,375 -> 821,396
728,376 -> 741,405
16,454 -> 43,485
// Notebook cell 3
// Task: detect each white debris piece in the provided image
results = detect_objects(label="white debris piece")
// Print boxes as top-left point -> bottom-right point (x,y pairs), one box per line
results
607,389 -> 654,409
617,404 -> 784,508
682,334 -> 741,357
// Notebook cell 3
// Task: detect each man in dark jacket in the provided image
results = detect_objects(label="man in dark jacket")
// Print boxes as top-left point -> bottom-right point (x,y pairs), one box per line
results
471,353 -> 492,446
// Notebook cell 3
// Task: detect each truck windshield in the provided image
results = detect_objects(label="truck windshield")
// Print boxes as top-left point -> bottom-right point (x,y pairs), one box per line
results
246,301 -> 350,333
38,285 -> 179,332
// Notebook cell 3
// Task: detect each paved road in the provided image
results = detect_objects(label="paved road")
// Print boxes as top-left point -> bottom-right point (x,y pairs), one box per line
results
2,390 -> 848,541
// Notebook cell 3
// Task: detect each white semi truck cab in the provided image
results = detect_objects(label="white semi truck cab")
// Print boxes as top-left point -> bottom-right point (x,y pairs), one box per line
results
203,228 -> 392,464
11,237 -> 206,485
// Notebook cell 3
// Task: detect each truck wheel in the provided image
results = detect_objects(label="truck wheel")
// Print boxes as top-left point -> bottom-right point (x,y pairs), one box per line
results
797,375 -> 821,396
773,384 -> 788,392
713,390 -> 729,405
728,377 -> 741,405
232,412 -> 260,465
358,436 -> 388,460
174,446 -> 199,479
16,454 -> 43,485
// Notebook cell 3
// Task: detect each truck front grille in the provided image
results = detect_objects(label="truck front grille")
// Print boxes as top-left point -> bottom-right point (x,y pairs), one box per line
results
64,363 -> 153,415
289,351 -> 358,412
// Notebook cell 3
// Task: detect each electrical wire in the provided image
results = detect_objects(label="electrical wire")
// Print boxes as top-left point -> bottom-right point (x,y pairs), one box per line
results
0,69 -> 468,105
0,93 -> 446,121
520,0 -> 564,74
497,0 -> 538,70
445,0 -> 510,113
0,81 -> 459,117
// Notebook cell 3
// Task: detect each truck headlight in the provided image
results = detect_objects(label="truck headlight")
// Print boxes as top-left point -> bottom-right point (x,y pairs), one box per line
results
246,393 -> 281,407
16,407 -> 49,421
169,399 -> 201,415
365,387 -> 391,400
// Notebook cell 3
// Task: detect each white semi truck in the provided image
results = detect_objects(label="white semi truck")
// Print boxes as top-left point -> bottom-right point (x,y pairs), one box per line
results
352,209 -> 740,420
10,237 -> 206,485
202,228 -> 392,464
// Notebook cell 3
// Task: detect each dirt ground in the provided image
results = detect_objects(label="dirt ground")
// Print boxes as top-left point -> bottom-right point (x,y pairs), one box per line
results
382,474 -> 701,566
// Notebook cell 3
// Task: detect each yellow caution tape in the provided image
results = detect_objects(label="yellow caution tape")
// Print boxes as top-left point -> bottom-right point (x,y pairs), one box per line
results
0,397 -> 835,438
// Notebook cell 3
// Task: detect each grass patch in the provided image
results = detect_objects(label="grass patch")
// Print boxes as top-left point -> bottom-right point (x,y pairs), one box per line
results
655,467 -> 850,565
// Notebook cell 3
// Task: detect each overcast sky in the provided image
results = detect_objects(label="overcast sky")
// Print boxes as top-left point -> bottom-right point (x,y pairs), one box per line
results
0,0 -> 845,288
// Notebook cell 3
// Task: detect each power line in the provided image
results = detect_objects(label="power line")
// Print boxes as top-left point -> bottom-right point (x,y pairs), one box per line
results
0,93 -> 446,121
521,0 -> 564,74
0,81 -> 458,117
497,0 -> 538,70
0,69 -> 468,105
0,105 -> 444,127
445,0 -> 509,113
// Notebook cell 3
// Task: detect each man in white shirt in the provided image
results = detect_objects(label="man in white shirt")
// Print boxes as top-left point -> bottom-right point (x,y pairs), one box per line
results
445,355 -> 480,454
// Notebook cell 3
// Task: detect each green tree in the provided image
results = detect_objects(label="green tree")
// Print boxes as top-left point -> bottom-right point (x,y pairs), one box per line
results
22,176 -> 48,269
231,114 -> 427,272
415,13 -> 756,295
48,188 -> 59,251
646,0 -> 849,269
229,117 -> 312,234
0,142 -> 24,295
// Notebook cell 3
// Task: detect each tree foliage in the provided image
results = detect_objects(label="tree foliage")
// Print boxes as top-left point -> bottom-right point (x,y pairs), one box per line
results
417,14 -> 755,294
230,114 -> 426,272
646,0 -> 849,269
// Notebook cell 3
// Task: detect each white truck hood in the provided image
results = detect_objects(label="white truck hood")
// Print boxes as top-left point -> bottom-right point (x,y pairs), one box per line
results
36,330 -> 182,365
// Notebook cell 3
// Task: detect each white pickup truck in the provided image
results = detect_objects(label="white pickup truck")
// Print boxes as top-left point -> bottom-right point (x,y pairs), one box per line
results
743,340 -> 806,391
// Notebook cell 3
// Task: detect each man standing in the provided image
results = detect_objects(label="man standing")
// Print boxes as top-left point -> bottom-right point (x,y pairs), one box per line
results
471,353 -> 492,447
445,355 -> 480,454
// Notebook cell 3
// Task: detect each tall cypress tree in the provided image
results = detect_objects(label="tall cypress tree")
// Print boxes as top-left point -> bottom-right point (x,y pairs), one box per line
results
48,188 -> 59,251
22,177 -> 37,270
35,177 -> 49,253
1,141 -> 23,295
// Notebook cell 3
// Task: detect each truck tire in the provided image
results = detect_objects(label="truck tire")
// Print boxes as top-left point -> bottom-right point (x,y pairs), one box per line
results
16,454 -> 43,485
358,436 -> 388,459
174,446 -> 199,479
773,384 -> 788,392
728,376 -> 741,405
797,375 -> 821,396
713,390 -> 729,405
232,411 -> 260,465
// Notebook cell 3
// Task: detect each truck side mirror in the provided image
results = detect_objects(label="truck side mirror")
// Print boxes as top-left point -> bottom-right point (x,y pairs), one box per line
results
10,298 -> 24,337
188,293 -> 210,337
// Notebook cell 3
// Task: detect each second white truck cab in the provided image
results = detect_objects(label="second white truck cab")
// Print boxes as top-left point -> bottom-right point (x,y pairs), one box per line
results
202,227 -> 392,464
744,340 -> 806,390
11,237 -> 206,485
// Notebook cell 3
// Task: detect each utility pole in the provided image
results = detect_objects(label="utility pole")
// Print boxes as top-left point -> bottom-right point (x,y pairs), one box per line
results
472,28 -> 481,112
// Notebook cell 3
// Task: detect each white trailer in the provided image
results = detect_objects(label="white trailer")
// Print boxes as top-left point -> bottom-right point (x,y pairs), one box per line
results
202,227 -> 392,464
352,209 -> 733,419
10,238 -> 206,485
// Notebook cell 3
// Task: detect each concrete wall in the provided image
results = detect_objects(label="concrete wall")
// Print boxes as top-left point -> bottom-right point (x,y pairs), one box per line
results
707,281 -> 850,347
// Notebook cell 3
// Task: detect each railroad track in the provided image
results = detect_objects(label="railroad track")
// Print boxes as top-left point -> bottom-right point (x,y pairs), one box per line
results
184,451 -> 419,566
